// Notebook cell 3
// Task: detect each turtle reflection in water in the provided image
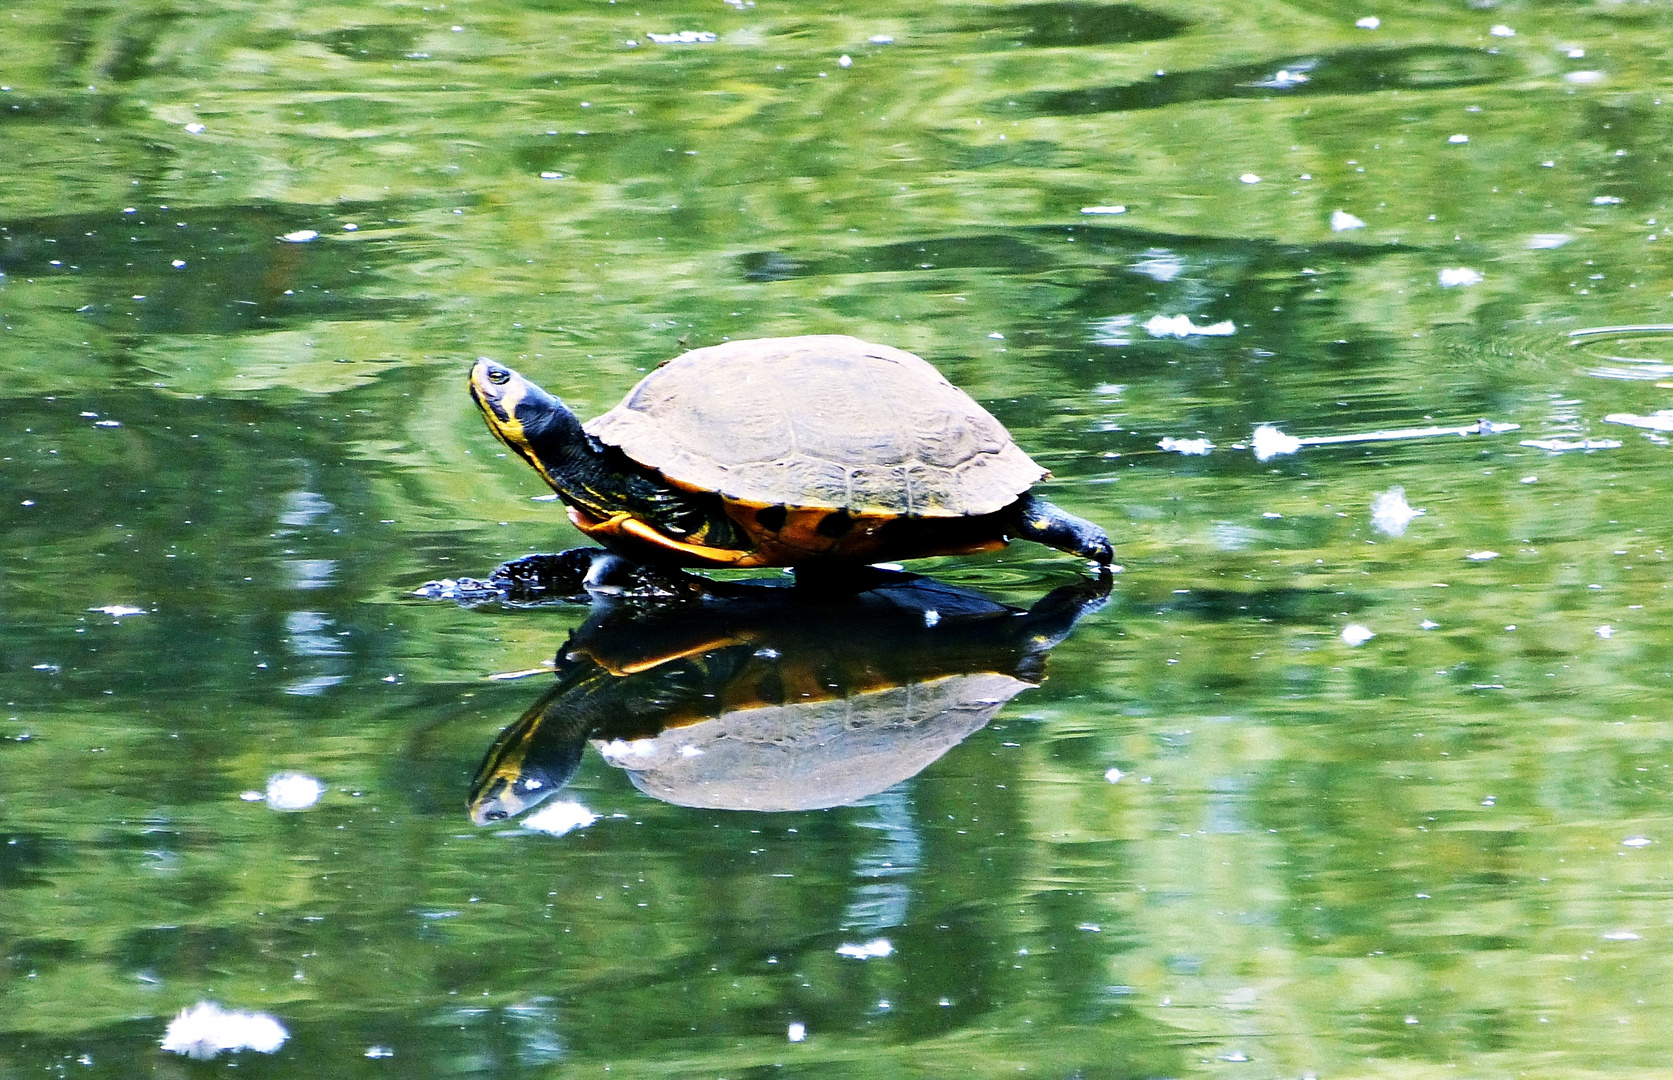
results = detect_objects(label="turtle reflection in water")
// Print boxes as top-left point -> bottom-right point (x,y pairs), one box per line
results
468,558 -> 1110,821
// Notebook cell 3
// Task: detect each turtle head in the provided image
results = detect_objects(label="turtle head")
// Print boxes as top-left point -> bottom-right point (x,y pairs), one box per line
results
469,358 -> 580,491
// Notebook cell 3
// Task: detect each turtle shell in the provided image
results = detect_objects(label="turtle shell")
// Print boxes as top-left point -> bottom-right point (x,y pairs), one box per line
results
583,335 -> 1045,517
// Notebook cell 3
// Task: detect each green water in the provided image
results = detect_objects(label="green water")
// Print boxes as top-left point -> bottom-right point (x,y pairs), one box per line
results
4,0 -> 1673,1076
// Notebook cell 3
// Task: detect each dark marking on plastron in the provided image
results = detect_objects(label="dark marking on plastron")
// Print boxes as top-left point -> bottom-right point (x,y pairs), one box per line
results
755,505 -> 788,532
815,510 -> 855,539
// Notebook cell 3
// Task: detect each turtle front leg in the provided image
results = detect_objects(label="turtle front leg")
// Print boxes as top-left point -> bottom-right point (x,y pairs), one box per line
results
1008,494 -> 1113,564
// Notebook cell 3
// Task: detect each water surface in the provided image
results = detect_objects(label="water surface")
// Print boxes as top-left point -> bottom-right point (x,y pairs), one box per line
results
4,1 -> 1673,1076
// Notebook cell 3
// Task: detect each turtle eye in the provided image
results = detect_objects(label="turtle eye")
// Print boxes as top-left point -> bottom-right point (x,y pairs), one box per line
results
486,366 -> 510,386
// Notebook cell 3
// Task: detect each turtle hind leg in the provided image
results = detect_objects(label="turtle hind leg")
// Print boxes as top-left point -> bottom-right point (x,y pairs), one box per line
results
1009,494 -> 1113,564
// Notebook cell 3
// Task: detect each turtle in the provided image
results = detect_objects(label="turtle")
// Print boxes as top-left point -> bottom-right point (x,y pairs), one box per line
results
468,334 -> 1111,569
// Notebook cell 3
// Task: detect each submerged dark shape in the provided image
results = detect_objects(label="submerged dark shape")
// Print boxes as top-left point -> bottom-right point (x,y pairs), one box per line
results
995,45 -> 1515,117
467,559 -> 1110,821
468,335 -> 1112,569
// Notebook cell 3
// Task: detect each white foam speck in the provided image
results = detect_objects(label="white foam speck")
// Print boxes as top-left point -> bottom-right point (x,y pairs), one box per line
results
1341,624 -> 1376,646
1528,233 -> 1571,249
1239,173 -> 1261,184
280,229 -> 318,243
1448,133 -> 1470,144
1330,209 -> 1366,231
1623,836 -> 1652,848
1566,71 -> 1605,85
524,800 -> 598,836
1251,425 -> 1301,461
1080,205 -> 1126,215
1603,931 -> 1640,941
1370,486 -> 1424,536
1158,436 -> 1214,456
1355,16 -> 1380,29
838,54 -> 852,67
184,122 -> 206,134
1438,267 -> 1484,287
1593,195 -> 1623,205
1104,767 -> 1123,783
161,1002 -> 288,1059
788,1022 -> 807,1042
1490,24 -> 1515,37
1144,314 -> 1235,338
837,938 -> 893,959
1597,625 -> 1615,639
1466,550 -> 1500,561
89,604 -> 146,617
265,772 -> 324,811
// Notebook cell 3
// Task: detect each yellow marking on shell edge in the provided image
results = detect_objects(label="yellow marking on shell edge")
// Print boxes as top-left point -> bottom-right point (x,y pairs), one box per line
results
1033,517 -> 1052,530
568,506 -> 767,567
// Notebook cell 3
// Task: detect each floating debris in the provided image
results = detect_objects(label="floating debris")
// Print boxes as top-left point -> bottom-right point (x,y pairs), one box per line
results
523,800 -> 598,836
1623,836 -> 1652,848
1144,314 -> 1235,338
1370,486 -> 1424,536
788,1022 -> 807,1042
1528,233 -> 1571,249
1252,418 -> 1518,461
1341,624 -> 1376,646
1330,209 -> 1366,231
1080,205 -> 1126,215
161,1003 -> 288,1059
1448,134 -> 1470,145
280,229 -> 318,243
1467,550 -> 1500,561
646,30 -> 717,43
1490,24 -> 1515,37
1355,16 -> 1380,29
1158,436 -> 1214,456
1604,411 -> 1673,432
1593,195 -> 1623,205
1519,437 -> 1622,451
1597,625 -> 1615,639
1438,266 -> 1483,286
1239,173 -> 1261,184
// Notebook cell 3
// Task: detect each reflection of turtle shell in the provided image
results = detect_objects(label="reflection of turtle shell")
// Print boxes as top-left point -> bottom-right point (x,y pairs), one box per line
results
598,672 -> 1030,811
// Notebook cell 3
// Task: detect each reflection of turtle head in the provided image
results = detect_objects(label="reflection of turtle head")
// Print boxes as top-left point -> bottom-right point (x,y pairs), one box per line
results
467,569 -> 1109,822
466,686 -> 591,825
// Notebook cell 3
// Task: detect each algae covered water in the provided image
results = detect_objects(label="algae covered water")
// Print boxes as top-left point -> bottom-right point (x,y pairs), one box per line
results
4,1 -> 1673,1076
